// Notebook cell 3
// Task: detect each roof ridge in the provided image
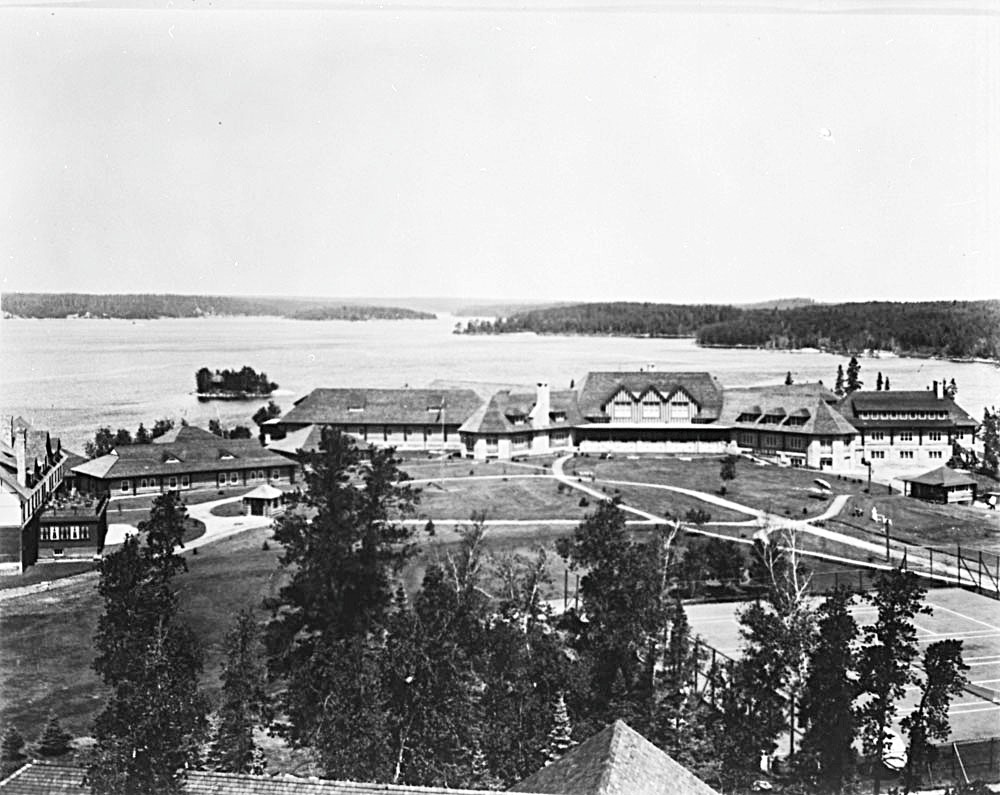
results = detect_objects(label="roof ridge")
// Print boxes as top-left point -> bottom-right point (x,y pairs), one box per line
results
598,720 -> 628,793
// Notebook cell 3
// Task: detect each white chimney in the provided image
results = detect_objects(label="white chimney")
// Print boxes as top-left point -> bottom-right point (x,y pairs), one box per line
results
933,380 -> 943,400
530,382 -> 551,427
14,428 -> 28,488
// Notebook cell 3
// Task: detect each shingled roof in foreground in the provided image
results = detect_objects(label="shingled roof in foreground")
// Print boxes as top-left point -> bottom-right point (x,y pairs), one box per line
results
510,720 -> 721,795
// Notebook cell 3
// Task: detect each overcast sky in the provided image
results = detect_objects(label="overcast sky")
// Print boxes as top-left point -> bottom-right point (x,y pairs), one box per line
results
1,0 -> 996,304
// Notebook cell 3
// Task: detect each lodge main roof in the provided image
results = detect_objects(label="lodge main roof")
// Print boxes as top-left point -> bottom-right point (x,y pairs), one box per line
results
576,372 -> 724,422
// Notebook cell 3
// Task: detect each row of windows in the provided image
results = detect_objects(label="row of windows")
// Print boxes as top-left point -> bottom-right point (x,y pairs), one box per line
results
859,410 -> 948,420
40,525 -> 91,542
868,431 -> 944,442
120,470 -> 283,492
868,450 -> 939,461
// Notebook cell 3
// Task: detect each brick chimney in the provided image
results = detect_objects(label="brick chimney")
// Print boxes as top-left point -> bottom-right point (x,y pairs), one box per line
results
14,428 -> 28,488
530,382 -> 551,427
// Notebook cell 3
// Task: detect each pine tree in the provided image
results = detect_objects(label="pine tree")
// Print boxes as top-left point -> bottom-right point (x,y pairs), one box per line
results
785,371 -> 794,386
834,365 -> 845,396
945,378 -> 958,399
980,407 -> 999,476
1,726 -> 27,777
209,610 -> 270,773
37,713 -> 73,757
901,639 -> 968,793
264,428 -> 416,778
856,568 -> 929,795
884,376 -> 890,391
135,422 -> 152,444
797,588 -> 859,793
876,372 -> 884,391
89,492 -> 208,795
543,693 -> 575,764
845,356 -> 863,394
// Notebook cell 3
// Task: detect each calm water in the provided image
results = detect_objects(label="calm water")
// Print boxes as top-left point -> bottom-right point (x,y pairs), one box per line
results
2,315 -> 998,453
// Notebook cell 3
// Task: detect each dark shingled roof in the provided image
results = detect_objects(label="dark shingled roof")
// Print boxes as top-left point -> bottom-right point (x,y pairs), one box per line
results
0,764 -> 548,795
71,427 -> 291,481
900,466 -> 977,488
511,720 -> 721,795
278,389 -> 483,428
459,389 -> 583,435
719,386 -> 857,436
838,391 -> 978,429
576,373 -> 724,423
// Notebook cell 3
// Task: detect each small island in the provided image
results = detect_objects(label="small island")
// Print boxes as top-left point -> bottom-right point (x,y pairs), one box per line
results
195,366 -> 277,401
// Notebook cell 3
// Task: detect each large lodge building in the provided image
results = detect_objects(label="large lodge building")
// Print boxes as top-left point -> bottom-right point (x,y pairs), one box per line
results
263,371 -> 979,478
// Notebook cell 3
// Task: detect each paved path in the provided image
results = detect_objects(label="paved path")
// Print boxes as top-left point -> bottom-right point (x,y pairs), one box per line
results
550,455 -> 965,582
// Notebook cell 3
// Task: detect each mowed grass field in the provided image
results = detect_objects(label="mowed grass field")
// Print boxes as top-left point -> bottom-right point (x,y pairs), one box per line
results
410,476 -> 591,522
685,587 -> 1000,746
565,455 -> 999,553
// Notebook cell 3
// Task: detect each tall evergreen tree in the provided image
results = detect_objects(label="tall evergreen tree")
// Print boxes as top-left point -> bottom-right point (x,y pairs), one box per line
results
543,693 -> 575,764
856,568 -> 929,794
834,365 -> 845,396
89,492 -> 208,795
945,378 -> 958,399
884,376 -> 890,390
264,428 -> 415,772
876,372 -> 884,391
845,356 -> 863,394
797,588 -> 859,793
209,611 -> 270,773
901,640 -> 968,793
980,407 -> 999,476
784,371 -> 794,386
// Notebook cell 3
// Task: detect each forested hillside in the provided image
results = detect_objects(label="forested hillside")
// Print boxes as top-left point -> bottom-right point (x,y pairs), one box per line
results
458,300 -> 1000,360
459,302 -> 742,337
0,293 -> 435,321
288,305 -> 434,320
696,301 -> 1000,360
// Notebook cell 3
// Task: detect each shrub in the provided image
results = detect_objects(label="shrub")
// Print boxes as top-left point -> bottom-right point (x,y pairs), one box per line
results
261,540 -> 270,551
579,497 -> 589,507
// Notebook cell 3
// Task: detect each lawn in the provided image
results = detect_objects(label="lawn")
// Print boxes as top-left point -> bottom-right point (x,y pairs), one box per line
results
565,454 -> 872,518
412,475 -> 591,522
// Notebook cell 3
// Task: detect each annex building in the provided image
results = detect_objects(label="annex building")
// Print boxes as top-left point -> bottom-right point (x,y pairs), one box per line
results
72,425 -> 297,496
264,373 -> 980,480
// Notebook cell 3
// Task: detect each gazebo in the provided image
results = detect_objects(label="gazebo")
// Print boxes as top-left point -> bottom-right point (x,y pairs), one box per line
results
900,466 -> 977,505
242,484 -> 286,517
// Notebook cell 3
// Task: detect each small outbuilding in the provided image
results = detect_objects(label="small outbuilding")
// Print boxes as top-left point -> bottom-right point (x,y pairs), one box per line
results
900,466 -> 977,505
242,484 -> 286,517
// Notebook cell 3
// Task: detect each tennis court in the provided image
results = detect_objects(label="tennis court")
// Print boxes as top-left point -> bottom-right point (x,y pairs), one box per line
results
686,587 -> 1000,745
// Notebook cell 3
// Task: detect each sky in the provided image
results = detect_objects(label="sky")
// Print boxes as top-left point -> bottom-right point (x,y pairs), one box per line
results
0,0 -> 997,304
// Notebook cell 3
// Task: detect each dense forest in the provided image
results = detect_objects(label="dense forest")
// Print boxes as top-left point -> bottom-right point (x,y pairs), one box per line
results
196,367 -> 277,397
458,300 -> 1000,360
288,305 -> 435,321
1,293 -> 435,321
696,301 -> 1000,360
459,302 -> 743,337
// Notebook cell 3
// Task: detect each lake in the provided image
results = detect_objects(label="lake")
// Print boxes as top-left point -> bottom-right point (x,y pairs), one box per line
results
2,314 -> 998,453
